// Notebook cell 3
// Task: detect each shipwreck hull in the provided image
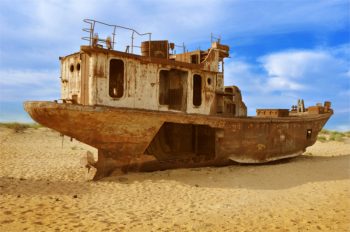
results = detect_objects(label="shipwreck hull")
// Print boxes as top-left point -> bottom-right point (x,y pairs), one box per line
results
24,101 -> 332,179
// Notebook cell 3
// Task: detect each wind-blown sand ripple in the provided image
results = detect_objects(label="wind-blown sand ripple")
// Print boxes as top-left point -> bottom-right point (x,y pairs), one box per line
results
0,127 -> 349,231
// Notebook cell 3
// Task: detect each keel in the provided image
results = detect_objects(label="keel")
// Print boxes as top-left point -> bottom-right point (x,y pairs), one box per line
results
93,150 -> 131,180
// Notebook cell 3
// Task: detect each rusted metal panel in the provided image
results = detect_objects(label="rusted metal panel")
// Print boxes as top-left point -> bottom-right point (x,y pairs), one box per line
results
256,109 -> 289,117
308,106 -> 325,114
24,101 -> 331,157
141,40 -> 169,59
80,53 -> 90,105
24,100 -> 332,179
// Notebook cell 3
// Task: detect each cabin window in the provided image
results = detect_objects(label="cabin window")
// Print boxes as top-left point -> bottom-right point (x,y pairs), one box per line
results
225,87 -> 233,93
70,64 -> 74,72
191,54 -> 199,64
306,129 -> 312,139
207,77 -> 212,86
226,103 -> 236,115
159,69 -> 188,111
109,59 -> 124,98
193,74 -> 202,106
218,61 -> 223,72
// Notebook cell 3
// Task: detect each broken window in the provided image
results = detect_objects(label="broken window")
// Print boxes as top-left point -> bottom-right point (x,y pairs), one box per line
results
225,103 -> 236,115
191,54 -> 199,64
109,59 -> 124,98
218,61 -> 223,72
224,87 -> 233,93
193,74 -> 202,106
159,69 -> 188,111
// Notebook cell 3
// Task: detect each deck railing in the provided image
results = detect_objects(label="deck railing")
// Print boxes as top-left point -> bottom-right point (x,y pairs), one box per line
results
82,19 -> 152,56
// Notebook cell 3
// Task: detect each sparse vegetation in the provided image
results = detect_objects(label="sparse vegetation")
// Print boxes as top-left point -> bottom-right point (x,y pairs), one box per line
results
317,135 -> 327,142
320,129 -> 331,134
329,133 -> 344,142
317,129 -> 348,142
0,122 -> 42,133
344,131 -> 350,137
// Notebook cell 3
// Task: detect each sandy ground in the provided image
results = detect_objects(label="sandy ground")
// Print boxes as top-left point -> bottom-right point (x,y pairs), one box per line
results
0,127 -> 349,232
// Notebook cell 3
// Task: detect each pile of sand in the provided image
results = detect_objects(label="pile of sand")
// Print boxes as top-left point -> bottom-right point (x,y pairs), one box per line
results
0,126 -> 349,231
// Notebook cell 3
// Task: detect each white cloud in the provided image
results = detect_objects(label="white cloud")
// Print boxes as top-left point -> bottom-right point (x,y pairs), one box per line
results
261,51 -> 329,79
224,45 -> 350,120
260,49 -> 348,91
265,77 -> 304,91
0,69 -> 58,86
0,69 -> 60,102
224,58 -> 297,114
224,59 -> 263,92
1,0 -> 348,46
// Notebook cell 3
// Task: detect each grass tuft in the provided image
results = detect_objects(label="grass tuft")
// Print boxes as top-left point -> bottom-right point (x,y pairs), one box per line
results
329,133 -> 344,142
0,122 -> 42,133
317,135 -> 327,142
320,129 -> 331,134
317,129 -> 348,142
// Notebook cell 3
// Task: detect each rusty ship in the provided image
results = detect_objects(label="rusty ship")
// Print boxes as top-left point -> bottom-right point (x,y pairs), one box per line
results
24,19 -> 333,180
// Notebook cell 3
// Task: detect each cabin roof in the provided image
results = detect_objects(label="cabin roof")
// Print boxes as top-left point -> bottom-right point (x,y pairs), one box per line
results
72,45 -> 219,73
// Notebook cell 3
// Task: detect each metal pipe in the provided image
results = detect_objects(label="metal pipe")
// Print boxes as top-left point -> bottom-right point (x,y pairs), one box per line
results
112,25 -> 116,50
148,34 -> 151,57
131,31 -> 134,54
92,21 -> 95,45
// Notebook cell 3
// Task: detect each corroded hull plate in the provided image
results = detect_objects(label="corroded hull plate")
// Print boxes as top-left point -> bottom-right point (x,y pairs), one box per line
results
24,101 -> 332,179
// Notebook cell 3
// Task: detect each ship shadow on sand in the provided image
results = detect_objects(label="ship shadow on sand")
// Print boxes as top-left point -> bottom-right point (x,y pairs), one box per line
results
104,154 -> 350,190
0,154 -> 348,197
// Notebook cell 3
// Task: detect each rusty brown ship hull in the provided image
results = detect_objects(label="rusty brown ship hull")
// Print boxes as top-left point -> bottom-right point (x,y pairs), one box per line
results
24,101 -> 332,179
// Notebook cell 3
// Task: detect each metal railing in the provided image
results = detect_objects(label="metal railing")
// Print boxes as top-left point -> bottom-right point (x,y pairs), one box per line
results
211,32 -> 221,44
174,42 -> 186,54
82,19 -> 152,56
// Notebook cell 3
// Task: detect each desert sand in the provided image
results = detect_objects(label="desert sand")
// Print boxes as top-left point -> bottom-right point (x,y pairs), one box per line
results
0,126 -> 349,231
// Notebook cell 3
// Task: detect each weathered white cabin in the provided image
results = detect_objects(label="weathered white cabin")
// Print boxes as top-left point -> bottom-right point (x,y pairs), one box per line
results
59,19 -> 247,117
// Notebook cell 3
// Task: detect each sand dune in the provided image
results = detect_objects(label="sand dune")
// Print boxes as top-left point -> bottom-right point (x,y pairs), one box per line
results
0,127 -> 349,231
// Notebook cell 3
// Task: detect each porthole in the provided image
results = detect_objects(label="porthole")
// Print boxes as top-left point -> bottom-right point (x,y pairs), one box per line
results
70,64 -> 74,72
76,63 -> 81,71
207,77 -> 212,85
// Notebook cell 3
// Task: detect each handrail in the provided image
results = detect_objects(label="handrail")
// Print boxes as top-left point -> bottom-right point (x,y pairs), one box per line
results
82,19 -> 152,56
174,42 -> 186,54
211,32 -> 221,44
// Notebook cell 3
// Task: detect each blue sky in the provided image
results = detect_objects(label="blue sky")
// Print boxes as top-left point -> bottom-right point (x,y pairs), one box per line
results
0,0 -> 349,130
